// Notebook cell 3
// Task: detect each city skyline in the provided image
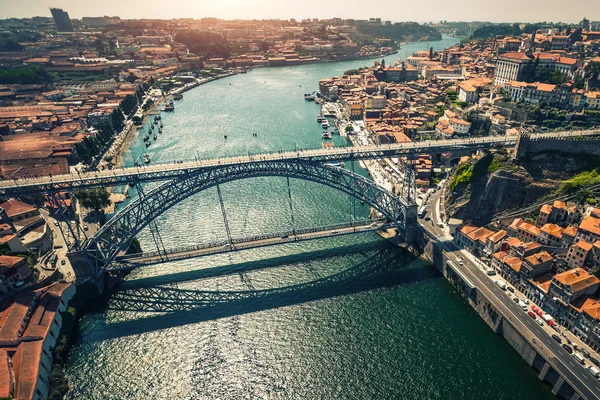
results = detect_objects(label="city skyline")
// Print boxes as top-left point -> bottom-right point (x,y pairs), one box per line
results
1,0 -> 599,23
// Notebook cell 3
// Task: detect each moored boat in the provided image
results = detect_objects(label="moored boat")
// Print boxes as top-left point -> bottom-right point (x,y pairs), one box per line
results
144,154 -> 151,164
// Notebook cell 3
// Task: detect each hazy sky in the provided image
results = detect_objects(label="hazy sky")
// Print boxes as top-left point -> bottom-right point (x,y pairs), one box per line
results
0,0 -> 598,23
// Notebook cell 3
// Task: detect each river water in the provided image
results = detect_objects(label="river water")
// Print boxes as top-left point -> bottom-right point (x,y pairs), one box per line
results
66,37 -> 555,399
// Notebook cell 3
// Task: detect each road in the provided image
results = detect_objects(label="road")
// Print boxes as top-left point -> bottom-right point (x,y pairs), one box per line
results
113,221 -> 387,270
3,129 -> 600,194
424,191 -> 600,400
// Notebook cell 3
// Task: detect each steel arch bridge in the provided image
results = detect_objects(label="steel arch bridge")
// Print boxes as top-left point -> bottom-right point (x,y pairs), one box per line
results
85,160 -> 417,277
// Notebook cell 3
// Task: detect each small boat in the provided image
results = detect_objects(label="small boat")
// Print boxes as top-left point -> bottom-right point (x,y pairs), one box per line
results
145,140 -> 151,147
160,122 -> 163,128
157,115 -> 161,120
173,93 -> 183,100
147,128 -> 152,134
304,93 -> 315,101
321,121 -> 330,129
321,132 -> 332,140
154,120 -> 158,125
224,134 -> 228,139
134,160 -> 141,167
317,116 -> 326,123
144,154 -> 151,164
153,134 -> 158,140
158,128 -> 162,133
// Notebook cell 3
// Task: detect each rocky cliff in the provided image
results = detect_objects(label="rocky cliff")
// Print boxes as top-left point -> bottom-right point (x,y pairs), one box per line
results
446,152 -> 599,223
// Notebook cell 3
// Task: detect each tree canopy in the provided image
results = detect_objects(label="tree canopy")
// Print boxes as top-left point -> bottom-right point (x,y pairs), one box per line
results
74,188 -> 111,211
174,31 -> 231,59
0,65 -> 52,84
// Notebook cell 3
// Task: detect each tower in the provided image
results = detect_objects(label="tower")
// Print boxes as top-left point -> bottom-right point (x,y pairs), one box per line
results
50,8 -> 74,32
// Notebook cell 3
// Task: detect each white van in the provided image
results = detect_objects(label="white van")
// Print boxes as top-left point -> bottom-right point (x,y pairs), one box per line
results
573,353 -> 585,365
495,280 -> 507,290
587,365 -> 600,378
518,300 -> 528,311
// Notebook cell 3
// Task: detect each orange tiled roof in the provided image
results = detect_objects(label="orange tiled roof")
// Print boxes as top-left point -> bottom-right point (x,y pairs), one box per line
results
0,199 -> 36,218
574,240 -> 593,252
579,215 -> 600,237
564,225 -> 578,237
503,256 -> 522,273
540,223 -> 564,239
540,204 -> 552,214
554,268 -> 600,292
553,200 -> 567,210
525,251 -> 553,266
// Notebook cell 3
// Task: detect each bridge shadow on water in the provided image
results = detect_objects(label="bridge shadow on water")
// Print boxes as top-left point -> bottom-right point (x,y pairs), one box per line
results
100,244 -> 438,341
120,240 -> 380,290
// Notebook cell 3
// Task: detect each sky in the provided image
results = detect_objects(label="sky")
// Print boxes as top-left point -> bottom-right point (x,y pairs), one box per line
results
0,0 -> 599,23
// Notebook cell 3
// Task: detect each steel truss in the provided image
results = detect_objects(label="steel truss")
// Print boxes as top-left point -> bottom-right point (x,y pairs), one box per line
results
85,160 -> 416,277
1,137 -> 522,196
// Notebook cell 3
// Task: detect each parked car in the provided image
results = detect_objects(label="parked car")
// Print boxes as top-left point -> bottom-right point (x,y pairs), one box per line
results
552,334 -> 562,343
580,348 -> 591,358
527,311 -> 537,319
562,344 -> 573,354
589,357 -> 600,367
60,260 -> 66,266
507,286 -> 515,293
536,319 -> 543,326
513,297 -> 519,303
457,257 -> 463,265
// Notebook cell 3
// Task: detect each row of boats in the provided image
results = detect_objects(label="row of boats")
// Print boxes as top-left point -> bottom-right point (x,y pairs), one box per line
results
144,115 -> 164,148
317,116 -> 337,140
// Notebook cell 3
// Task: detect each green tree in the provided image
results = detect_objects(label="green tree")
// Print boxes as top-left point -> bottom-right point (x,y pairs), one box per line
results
74,188 -> 111,212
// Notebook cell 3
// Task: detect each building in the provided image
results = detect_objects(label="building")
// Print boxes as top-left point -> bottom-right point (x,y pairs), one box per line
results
457,77 -> 490,104
545,268 -> 600,319
521,251 -> 554,279
576,215 -> 600,243
49,8 -> 74,32
537,223 -> 564,247
566,240 -> 594,269
0,255 -> 32,296
385,64 -> 418,83
507,218 -> 541,242
0,283 -> 75,400
494,52 -> 532,86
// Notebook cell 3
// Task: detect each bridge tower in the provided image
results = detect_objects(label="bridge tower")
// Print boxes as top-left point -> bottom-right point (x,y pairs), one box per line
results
515,131 -> 531,159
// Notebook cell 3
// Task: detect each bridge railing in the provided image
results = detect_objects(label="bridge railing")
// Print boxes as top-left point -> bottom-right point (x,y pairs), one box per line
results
117,219 -> 388,261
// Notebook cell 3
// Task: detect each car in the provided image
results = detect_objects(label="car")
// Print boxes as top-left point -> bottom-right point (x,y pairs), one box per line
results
590,357 -> 600,367
552,334 -> 562,343
486,269 -> 497,276
83,225 -> 89,231
438,223 -> 444,228
281,235 -> 289,239
580,348 -> 591,358
522,298 -> 530,305
507,286 -> 515,293
331,230 -> 338,234
53,220 -> 59,226
424,216 -> 431,221
562,344 -> 573,354
60,260 -> 66,266
536,319 -> 544,326
457,258 -> 463,266
513,297 -> 519,303
527,311 -> 537,319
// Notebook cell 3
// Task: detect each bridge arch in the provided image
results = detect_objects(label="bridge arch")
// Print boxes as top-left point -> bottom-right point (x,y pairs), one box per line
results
85,160 -> 413,276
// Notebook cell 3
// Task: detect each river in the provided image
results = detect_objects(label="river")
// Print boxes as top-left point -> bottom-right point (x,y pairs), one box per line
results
65,37 -> 555,399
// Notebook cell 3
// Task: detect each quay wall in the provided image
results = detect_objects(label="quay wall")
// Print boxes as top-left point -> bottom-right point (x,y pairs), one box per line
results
421,234 -> 582,400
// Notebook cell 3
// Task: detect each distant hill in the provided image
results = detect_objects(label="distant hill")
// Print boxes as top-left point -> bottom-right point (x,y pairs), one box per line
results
356,22 -> 442,42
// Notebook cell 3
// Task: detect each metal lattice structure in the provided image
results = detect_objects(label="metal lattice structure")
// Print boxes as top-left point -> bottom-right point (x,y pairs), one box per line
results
85,160 -> 416,277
